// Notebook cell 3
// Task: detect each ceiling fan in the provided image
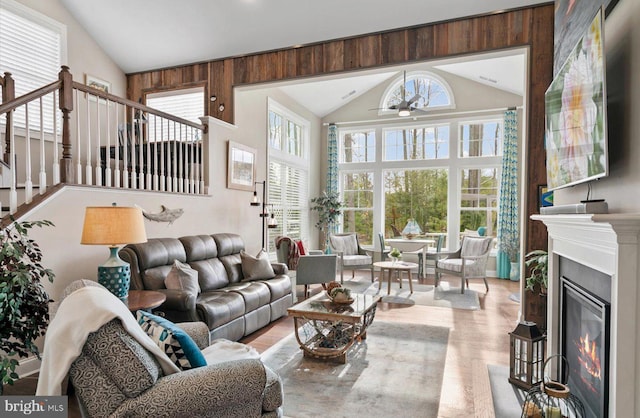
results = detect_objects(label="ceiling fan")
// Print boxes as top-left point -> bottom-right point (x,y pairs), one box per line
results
375,71 -> 427,117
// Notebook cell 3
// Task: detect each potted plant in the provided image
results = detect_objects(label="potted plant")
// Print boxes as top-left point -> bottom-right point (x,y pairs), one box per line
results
310,192 -> 343,250
524,249 -> 548,293
0,219 -> 55,394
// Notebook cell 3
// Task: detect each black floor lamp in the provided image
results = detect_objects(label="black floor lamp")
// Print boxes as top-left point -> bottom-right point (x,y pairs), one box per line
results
251,180 -> 277,249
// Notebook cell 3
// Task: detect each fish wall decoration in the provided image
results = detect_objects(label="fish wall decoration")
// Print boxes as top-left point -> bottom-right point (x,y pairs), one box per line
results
137,205 -> 184,224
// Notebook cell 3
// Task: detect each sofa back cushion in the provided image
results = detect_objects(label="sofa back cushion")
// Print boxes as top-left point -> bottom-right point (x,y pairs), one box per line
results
126,238 -> 187,290
179,235 -> 230,291
214,234 -> 245,284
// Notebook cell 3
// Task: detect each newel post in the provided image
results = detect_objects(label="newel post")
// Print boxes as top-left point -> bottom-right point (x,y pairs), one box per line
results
1,72 -> 15,164
58,66 -> 75,183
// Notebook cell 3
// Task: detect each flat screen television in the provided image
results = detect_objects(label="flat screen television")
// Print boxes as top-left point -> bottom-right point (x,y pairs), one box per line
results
545,7 -> 608,191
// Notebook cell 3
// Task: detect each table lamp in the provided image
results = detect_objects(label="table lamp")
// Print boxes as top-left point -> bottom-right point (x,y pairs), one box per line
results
81,204 -> 147,300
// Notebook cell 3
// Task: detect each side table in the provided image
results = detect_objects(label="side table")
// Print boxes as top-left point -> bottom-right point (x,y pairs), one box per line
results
373,261 -> 418,294
126,290 -> 166,313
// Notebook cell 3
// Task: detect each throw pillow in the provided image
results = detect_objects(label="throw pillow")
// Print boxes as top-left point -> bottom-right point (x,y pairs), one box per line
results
137,311 -> 207,371
165,260 -> 200,295
240,250 -> 275,281
296,240 -> 306,256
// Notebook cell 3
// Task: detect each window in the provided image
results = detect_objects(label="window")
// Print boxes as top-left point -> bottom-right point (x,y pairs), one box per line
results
341,172 -> 374,244
459,120 -> 502,158
267,98 -> 310,255
383,125 -> 449,161
269,106 -> 304,157
146,87 -> 204,125
0,0 -> 66,132
460,167 -> 499,236
340,130 -> 375,163
383,169 -> 448,238
380,71 -> 454,114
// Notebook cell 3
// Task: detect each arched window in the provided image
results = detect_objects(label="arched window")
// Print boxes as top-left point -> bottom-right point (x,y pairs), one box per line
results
379,71 -> 455,115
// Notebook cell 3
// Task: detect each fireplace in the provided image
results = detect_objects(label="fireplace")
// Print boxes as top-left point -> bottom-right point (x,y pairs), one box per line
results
560,256 -> 611,418
532,213 -> 640,418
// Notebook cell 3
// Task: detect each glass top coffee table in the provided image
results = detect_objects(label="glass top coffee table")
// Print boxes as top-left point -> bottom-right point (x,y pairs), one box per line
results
287,292 -> 381,364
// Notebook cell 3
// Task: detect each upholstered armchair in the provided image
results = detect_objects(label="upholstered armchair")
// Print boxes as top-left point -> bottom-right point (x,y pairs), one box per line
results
434,236 -> 493,294
275,237 -> 337,299
328,233 -> 374,283
38,280 -> 283,418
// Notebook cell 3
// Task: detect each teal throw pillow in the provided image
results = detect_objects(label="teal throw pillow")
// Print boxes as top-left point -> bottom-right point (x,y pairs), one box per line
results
137,311 -> 206,370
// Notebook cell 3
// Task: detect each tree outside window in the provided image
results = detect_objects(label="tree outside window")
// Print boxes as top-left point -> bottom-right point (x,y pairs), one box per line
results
384,169 -> 448,238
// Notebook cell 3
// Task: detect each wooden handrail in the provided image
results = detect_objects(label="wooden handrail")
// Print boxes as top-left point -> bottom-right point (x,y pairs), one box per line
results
0,80 -> 60,115
72,81 -> 206,132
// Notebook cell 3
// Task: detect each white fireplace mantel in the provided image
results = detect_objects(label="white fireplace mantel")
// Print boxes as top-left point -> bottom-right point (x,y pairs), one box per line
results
532,214 -> 640,418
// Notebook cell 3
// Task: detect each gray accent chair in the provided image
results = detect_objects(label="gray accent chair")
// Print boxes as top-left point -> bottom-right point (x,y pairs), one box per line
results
58,280 -> 283,417
434,235 -> 493,294
328,233 -> 374,283
275,238 -> 337,299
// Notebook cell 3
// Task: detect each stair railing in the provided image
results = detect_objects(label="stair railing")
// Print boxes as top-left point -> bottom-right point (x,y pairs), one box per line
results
0,66 -> 208,216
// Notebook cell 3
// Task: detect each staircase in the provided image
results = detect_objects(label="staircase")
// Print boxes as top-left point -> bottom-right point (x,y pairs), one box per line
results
1,67 -> 209,222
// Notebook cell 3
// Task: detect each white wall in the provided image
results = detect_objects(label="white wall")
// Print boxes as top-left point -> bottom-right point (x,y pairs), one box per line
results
553,0 -> 640,212
16,0 -> 126,95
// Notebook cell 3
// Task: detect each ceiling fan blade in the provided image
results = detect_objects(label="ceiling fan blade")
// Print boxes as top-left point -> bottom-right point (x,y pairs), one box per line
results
407,93 -> 421,106
411,107 -> 429,114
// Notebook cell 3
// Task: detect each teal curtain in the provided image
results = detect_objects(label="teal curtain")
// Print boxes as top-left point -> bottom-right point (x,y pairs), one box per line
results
326,123 -> 339,236
496,110 -> 519,279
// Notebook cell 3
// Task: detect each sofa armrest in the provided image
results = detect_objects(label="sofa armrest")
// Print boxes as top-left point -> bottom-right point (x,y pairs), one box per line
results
111,359 -> 276,417
271,262 -> 288,275
176,321 -> 210,350
155,289 -> 196,312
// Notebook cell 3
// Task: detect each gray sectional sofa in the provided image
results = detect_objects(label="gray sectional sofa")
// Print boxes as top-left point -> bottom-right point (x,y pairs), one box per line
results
120,233 -> 292,341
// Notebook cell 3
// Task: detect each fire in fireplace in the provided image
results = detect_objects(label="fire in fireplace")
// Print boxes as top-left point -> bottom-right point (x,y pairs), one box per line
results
561,275 -> 610,418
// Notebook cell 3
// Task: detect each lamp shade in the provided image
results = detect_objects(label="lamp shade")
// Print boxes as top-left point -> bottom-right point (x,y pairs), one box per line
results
81,206 -> 147,246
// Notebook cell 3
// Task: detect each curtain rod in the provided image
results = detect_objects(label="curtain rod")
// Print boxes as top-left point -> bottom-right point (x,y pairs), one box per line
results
323,105 -> 523,126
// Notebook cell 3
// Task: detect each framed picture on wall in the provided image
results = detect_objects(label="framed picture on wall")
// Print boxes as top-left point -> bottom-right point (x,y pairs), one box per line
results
85,74 -> 111,94
227,141 -> 256,191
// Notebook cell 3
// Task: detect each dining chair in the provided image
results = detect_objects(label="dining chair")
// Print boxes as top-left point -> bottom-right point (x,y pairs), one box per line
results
378,233 -> 391,262
434,235 -> 493,294
424,234 -> 445,277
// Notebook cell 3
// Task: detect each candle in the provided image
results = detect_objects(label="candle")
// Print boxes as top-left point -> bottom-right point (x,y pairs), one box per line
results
545,406 -> 562,418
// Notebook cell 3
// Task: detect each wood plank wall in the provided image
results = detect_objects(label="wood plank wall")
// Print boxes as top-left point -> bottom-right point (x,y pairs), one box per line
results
127,4 -> 554,255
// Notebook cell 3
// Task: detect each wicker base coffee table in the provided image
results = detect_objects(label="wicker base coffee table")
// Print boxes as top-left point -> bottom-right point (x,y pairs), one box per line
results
287,292 -> 381,364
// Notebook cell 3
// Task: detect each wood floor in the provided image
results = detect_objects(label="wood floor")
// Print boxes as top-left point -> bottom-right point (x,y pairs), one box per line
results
5,273 -> 520,418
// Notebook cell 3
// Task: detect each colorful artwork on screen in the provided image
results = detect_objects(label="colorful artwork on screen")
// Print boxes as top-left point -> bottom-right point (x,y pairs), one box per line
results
545,8 -> 607,190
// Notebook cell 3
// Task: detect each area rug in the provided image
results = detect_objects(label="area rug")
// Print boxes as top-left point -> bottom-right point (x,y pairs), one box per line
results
261,321 -> 449,418
341,277 -> 481,310
487,364 -> 526,418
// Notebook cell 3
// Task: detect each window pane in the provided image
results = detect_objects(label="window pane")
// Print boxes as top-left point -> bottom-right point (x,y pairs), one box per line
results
383,169 -> 448,238
459,120 -> 502,158
341,172 -> 374,245
341,130 -> 375,163
287,120 -> 302,156
384,125 -> 449,160
268,110 -> 283,151
460,168 -> 499,237
385,73 -> 451,111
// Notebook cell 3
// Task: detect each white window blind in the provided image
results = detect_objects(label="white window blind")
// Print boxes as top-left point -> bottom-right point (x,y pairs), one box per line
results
146,88 -> 204,125
0,0 -> 65,132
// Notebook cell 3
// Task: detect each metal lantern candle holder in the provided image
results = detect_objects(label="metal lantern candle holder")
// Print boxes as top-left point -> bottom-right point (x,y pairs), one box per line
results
509,321 -> 546,390
521,355 -> 586,418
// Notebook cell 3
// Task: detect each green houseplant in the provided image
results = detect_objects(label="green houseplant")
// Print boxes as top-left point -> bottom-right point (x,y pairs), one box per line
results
524,249 -> 548,292
0,219 -> 55,393
310,192 -> 343,250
